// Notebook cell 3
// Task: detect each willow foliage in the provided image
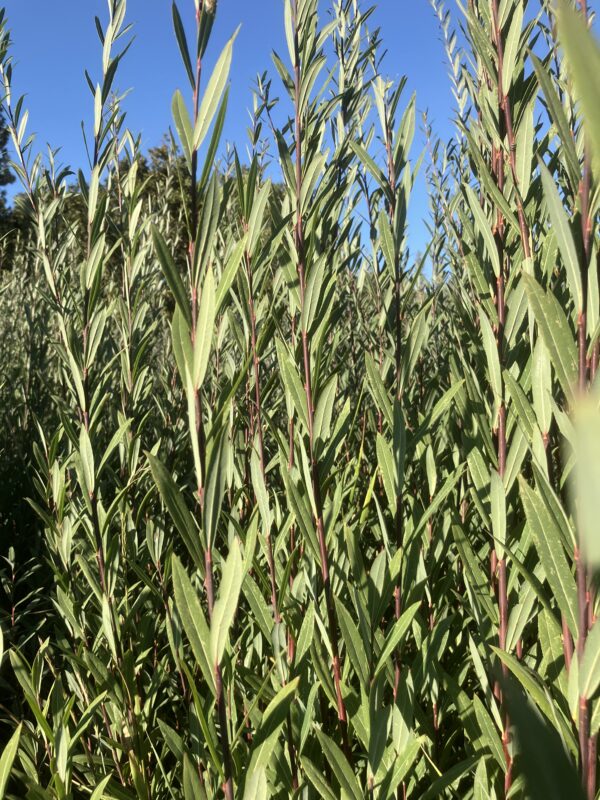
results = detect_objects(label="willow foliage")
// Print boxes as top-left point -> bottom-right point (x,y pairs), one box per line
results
1,0 -> 600,798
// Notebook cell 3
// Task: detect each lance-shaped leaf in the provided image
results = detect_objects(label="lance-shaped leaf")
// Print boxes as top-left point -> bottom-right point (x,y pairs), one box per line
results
193,28 -> 239,150
0,724 -> 21,799
502,2 -> 523,96
171,305 -> 194,384
152,225 -> 191,326
580,620 -> 600,700
494,648 -> 561,729
539,160 -> 582,313
519,477 -> 578,638
243,767 -> 267,800
172,556 -> 216,697
90,776 -> 112,800
302,756 -> 337,800
365,352 -> 393,428
376,433 -> 397,512
192,266 -> 215,390
379,210 -> 397,275
401,301 -> 431,393
463,129 -> 520,233
198,87 -> 230,191
530,53 -> 581,189
247,678 -> 299,773
315,730 -> 362,800
473,695 -> 504,769
250,445 -> 271,533
210,538 -> 244,667
314,374 -> 337,448
522,274 -> 577,401
79,427 -> 95,497
203,430 -> 230,552
479,311 -> 502,426
413,466 -> 465,538
349,138 -> 389,193
172,2 -> 195,89
172,89 -> 193,163
465,185 -> 500,277
516,100 -> 535,200
573,398 -> 600,568
247,180 -> 271,257
183,753 -> 206,800
336,599 -> 369,688
379,737 -> 421,797
216,236 -> 246,313
532,338 -> 553,435
148,453 -> 204,570
419,756 -> 479,800
506,580 -> 537,654
277,343 -> 309,431
504,368 -> 536,441
374,602 -> 420,678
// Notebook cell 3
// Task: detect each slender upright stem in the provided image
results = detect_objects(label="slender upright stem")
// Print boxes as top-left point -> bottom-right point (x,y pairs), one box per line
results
243,230 -> 298,789
490,2 -> 512,792
205,550 -> 235,800
189,6 -> 233,797
382,103 -> 405,703
572,3 -> 593,794
291,0 -> 349,756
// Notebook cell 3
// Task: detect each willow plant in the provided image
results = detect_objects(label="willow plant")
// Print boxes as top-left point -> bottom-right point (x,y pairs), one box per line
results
1,0 -> 600,799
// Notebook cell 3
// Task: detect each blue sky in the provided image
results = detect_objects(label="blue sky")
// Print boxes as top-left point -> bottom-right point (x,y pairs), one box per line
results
3,1 -> 456,253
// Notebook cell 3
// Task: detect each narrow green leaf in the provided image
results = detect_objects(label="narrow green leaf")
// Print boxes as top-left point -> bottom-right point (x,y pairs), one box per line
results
172,2 -> 195,89
172,89 -> 193,162
522,274 -> 577,400
278,345 -> 309,431
519,477 -> 578,638
479,311 -> 502,426
574,399 -> 600,567
581,621 -> 600,700
148,454 -> 203,570
193,266 -> 215,390
152,225 -> 191,326
193,29 -> 239,150
502,3 -> 523,96
348,139 -> 389,193
336,599 -> 369,688
531,52 -> 581,188
0,724 -> 21,799
248,678 -> 299,772
376,433 -> 397,512
210,538 -> 244,666
374,602 -> 420,678
315,730 -> 362,800
243,767 -> 267,800
302,755 -> 337,800
172,555 -> 216,697
90,775 -> 112,800
539,160 -> 582,312
466,186 -> 500,277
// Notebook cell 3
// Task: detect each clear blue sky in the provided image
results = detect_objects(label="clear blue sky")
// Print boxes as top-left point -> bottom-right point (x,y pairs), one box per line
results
3,1 -> 455,254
